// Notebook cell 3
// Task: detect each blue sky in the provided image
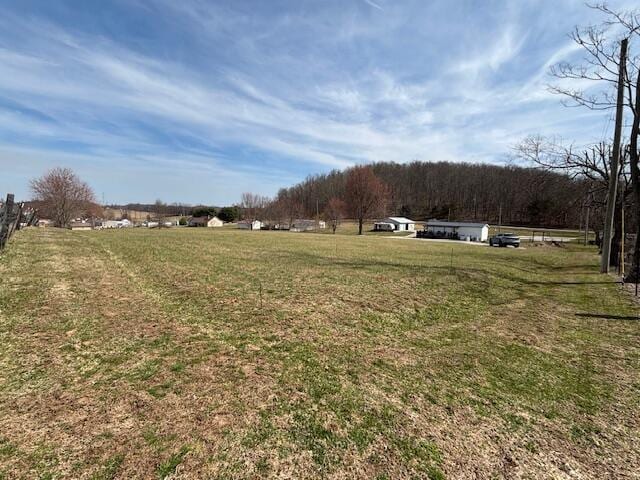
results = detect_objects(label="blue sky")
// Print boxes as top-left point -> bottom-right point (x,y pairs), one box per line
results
0,0 -> 630,204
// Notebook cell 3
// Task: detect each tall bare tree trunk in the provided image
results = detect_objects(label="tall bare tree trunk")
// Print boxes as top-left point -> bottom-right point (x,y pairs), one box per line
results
610,197 -> 622,268
627,70 -> 640,282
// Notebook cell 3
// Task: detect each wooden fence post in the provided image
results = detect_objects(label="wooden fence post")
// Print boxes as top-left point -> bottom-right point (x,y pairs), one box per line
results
0,193 -> 15,250
6,202 -> 23,238
27,209 -> 38,227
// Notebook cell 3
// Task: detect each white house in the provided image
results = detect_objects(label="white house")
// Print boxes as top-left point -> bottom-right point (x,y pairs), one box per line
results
374,217 -> 416,232
238,220 -> 263,230
188,216 -> 223,227
424,220 -> 489,242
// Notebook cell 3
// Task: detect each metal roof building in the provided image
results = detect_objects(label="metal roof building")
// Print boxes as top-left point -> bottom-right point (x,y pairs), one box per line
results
424,220 -> 489,242
374,217 -> 416,232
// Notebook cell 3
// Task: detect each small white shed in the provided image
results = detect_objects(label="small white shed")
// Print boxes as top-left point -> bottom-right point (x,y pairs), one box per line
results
424,220 -> 489,242
238,220 -> 263,230
374,217 -> 416,232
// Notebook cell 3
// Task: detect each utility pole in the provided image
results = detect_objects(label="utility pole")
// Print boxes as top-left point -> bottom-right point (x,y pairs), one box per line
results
584,198 -> 590,246
498,203 -> 502,233
578,202 -> 583,238
600,38 -> 627,274
620,202 -> 625,276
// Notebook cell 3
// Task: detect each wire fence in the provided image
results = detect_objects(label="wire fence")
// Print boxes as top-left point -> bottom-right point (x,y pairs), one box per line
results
0,193 -> 37,251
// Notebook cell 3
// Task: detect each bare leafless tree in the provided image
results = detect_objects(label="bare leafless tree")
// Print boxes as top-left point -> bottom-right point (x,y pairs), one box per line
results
516,135 -> 632,256
548,3 -> 640,279
548,5 -> 639,111
345,166 -> 389,235
154,199 -> 167,226
30,167 -> 96,228
240,192 -> 270,221
323,197 -> 346,234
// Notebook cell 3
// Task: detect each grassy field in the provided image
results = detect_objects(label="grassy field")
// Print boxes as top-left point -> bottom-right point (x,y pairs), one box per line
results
0,228 -> 638,479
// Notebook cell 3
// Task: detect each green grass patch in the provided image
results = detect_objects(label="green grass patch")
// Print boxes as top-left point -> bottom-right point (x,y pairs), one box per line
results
157,446 -> 190,479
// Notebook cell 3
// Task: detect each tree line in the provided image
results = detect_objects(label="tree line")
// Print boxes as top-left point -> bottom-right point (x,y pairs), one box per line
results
261,161 -> 588,230
105,202 -> 241,222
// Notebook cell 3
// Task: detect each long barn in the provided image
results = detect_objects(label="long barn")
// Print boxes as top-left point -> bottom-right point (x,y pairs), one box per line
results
423,220 -> 489,242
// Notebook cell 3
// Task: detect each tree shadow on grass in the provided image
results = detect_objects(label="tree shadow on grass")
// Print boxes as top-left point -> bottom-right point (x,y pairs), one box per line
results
549,263 -> 600,272
575,313 -> 639,321
525,281 -> 622,286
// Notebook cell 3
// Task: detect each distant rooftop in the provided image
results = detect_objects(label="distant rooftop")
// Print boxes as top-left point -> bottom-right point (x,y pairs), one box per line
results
385,217 -> 415,224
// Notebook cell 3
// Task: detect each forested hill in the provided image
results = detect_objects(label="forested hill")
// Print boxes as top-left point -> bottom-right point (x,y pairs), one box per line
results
275,161 -> 588,228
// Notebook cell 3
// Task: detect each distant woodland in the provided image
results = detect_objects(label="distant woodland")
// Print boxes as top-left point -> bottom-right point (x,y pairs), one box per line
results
271,161 -> 588,228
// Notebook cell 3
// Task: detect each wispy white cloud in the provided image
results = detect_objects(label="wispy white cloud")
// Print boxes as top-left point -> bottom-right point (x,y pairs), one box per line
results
0,0 -> 618,202
362,0 -> 383,11
452,26 -> 527,77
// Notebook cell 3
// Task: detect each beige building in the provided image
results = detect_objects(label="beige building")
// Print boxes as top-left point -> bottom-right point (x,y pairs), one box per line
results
188,216 -> 223,227
37,219 -> 53,228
